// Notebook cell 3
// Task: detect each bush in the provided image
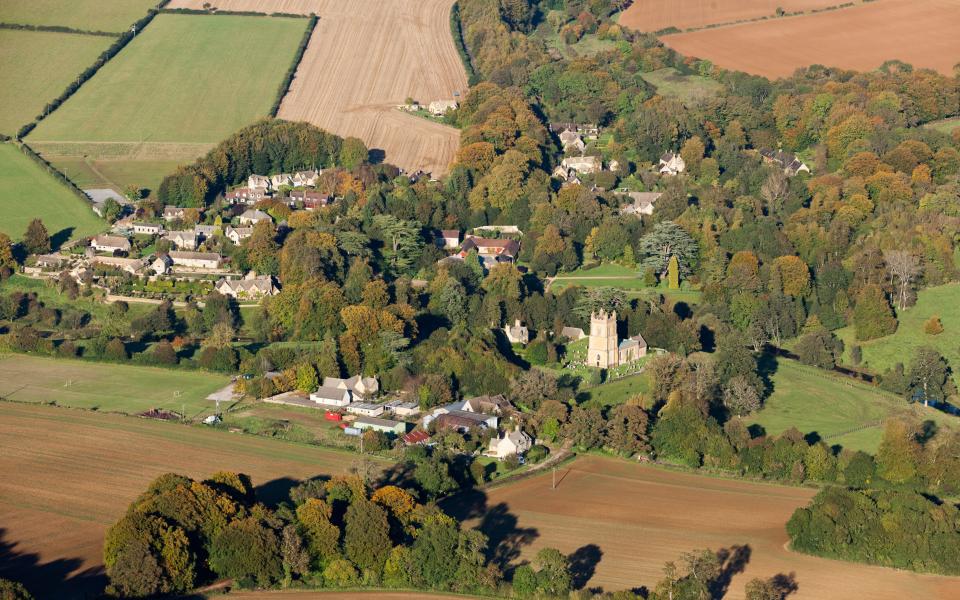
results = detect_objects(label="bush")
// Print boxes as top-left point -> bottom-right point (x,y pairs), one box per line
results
924,315 -> 944,335
526,444 -> 549,463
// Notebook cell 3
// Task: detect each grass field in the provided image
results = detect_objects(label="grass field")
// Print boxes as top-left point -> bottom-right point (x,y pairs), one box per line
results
43,156 -> 184,195
0,275 -> 153,324
29,14 -> 308,147
751,358 -> 957,453
924,117 -> 960,135
0,143 -> 105,244
0,402 -> 385,598
662,0 -> 960,78
836,283 -> 960,386
641,67 -> 724,103
0,354 -> 230,419
0,0 -> 159,32
0,30 -> 112,136
449,455 -> 960,599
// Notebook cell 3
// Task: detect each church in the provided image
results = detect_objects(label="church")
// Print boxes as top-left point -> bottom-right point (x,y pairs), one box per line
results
587,310 -> 647,369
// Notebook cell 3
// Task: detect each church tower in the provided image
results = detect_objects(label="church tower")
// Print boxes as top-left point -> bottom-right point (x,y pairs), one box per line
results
588,310 -> 619,368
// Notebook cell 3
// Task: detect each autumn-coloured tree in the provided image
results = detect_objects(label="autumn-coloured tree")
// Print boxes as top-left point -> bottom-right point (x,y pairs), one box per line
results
770,255 -> 810,297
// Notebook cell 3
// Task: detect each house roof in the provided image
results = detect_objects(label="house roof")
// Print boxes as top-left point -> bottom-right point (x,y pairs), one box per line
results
240,209 -> 272,221
169,251 -> 221,262
461,237 -> 520,257
93,234 -> 130,248
312,386 -> 348,400
618,333 -> 648,350
350,402 -> 382,411
355,416 -> 403,428
403,430 -> 431,445
560,326 -> 586,340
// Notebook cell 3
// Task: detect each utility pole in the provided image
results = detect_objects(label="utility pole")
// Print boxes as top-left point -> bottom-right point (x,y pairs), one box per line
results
552,466 -> 556,490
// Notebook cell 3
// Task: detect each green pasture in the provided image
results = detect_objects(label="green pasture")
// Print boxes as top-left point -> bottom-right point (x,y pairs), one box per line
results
923,117 -> 960,135
0,0 -> 159,31
0,354 -> 231,419
0,30 -> 112,136
0,143 -> 105,244
29,14 -> 308,145
641,68 -> 724,103
46,156 -> 184,195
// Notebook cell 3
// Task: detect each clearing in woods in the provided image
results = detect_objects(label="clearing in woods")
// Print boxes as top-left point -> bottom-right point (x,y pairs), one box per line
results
0,402 -> 386,598
0,0 -> 159,32
27,14 -> 309,183
0,144 -> 104,244
0,30 -> 112,136
168,0 -> 469,176
0,354 -> 230,419
618,0 -> 850,33
659,0 -> 960,78
446,455 -> 960,599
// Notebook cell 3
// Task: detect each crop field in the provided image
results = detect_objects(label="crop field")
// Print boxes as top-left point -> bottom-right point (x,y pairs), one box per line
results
451,455 -> 960,599
0,402 -> 384,598
0,0 -> 158,32
0,354 -> 230,419
168,0 -> 469,176
661,0 -> 960,78
28,14 -> 308,166
0,30 -> 112,136
0,143 -> 104,244
619,0 -> 847,33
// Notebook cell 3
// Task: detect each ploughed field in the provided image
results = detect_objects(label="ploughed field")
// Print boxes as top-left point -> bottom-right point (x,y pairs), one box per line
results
656,0 -> 960,78
168,0 -> 469,176
0,402 -> 383,599
448,455 -> 960,599
618,0 -> 844,33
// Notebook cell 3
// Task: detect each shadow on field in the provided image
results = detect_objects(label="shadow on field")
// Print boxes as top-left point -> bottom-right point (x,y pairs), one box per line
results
50,227 -> 75,252
0,527 -> 105,600
440,488 -> 539,575
569,543 -> 603,590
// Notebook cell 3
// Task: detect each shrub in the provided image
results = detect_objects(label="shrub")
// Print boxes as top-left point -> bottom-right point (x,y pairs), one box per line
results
526,444 -> 549,463
924,315 -> 944,335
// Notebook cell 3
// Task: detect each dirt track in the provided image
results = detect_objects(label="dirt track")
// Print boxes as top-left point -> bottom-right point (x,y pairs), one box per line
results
0,402 -> 379,599
168,0 -> 468,175
619,0 -> 843,33
660,0 -> 960,78
453,455 -> 960,599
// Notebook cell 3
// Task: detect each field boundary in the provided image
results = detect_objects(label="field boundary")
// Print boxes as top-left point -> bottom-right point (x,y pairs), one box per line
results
28,140 -> 216,161
271,15 -> 319,117
160,7 -> 311,18
6,141 -> 99,216
641,1 -> 864,37
0,22 -> 120,37
450,2 -> 478,85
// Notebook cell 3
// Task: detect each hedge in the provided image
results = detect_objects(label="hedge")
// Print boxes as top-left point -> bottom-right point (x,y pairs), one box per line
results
450,2 -> 479,86
269,14 -> 319,117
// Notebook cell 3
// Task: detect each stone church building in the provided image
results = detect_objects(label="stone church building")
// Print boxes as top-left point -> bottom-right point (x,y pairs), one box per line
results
587,310 -> 648,369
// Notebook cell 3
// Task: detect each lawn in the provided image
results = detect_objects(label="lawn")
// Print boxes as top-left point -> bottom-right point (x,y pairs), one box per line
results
0,274 -> 152,323
0,30 -> 112,136
584,371 -> 651,406
640,67 -> 724,103
0,0 -> 160,32
923,116 -> 960,135
0,354 -> 231,419
749,358 -> 955,453
44,156 -> 184,195
0,143 -> 105,244
29,14 -> 309,145
836,283 -> 960,385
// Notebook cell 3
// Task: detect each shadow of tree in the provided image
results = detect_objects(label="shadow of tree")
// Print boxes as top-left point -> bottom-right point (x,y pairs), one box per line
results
49,227 -> 75,252
711,544 -> 751,599
568,543 -> 602,590
0,527 -> 106,599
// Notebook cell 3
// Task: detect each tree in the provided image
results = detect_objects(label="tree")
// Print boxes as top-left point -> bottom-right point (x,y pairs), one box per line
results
907,346 -> 951,406
23,219 -> 50,254
373,215 -> 423,275
852,284 -> 897,341
0,579 -> 34,600
102,197 -> 123,222
770,255 -> 810,297
344,499 -> 391,573
340,136 -> 368,169
105,338 -> 128,361
511,564 -> 537,598
0,233 -> 16,278
411,514 -> 460,588
667,255 -> 680,289
534,547 -> 571,597
876,419 -> 922,484
723,375 -> 761,417
884,250 -> 921,310
639,221 -> 698,278
509,369 -> 559,410
605,404 -> 650,455
795,329 -> 843,369
208,517 -> 283,587
280,525 -> 310,585
296,498 -> 341,566
323,558 -> 360,587
565,405 -> 604,449
152,340 -> 178,365
725,250 -> 760,291
295,363 -> 319,393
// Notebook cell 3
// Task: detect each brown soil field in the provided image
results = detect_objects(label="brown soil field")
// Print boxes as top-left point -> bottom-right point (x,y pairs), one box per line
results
168,0 -> 469,176
661,0 -> 960,78
619,0 -> 843,33
0,402 -> 386,599
222,594 -> 473,599
446,455 -> 960,599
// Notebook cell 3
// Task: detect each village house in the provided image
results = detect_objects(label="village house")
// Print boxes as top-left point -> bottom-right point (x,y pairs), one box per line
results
502,319 -> 529,345
561,155 -> 601,175
560,326 -> 587,341
292,169 -> 320,187
92,234 -> 131,254
434,229 -> 460,250
354,416 -> 407,436
486,428 -> 533,460
225,188 -> 270,205
347,402 -> 385,418
423,402 -> 498,432
215,272 -> 278,299
168,251 -> 222,271
247,174 -> 271,191
386,400 -> 421,418
194,224 -> 217,239
559,130 -> 586,154
659,152 -> 686,176
132,222 -> 163,236
459,236 -> 520,268
551,165 -> 582,186
587,310 -> 648,369
33,254 -> 67,269
461,394 -> 514,416
620,191 -> 663,217
324,375 -> 380,402
309,386 -> 351,407
164,230 -> 197,250
402,430 -> 431,446
289,190 -> 331,210
550,122 -> 599,139
238,209 -> 272,226
224,226 -> 253,244
760,149 -> 811,176
428,99 -> 458,116
270,173 -> 293,189
91,256 -> 146,275
150,254 -> 172,276
162,206 -> 186,221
